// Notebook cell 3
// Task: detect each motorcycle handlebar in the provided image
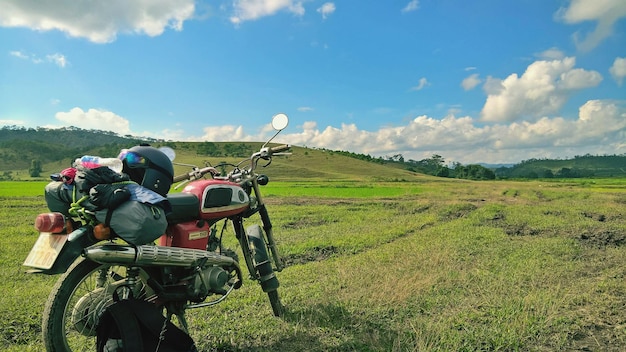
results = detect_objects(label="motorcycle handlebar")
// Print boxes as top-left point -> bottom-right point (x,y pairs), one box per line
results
270,144 -> 290,154
172,144 -> 290,184
172,174 -> 187,183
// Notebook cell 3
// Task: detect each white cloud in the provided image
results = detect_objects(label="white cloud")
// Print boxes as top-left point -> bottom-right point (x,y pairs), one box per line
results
609,57 -> 626,85
230,0 -> 305,24
0,119 -> 25,126
402,0 -> 419,13
461,73 -> 481,91
55,107 -> 131,134
278,99 -> 625,164
536,47 -> 565,60
152,129 -> 187,141
49,99 -> 625,165
556,0 -> 626,51
9,50 -> 69,67
410,77 -> 429,91
317,3 -> 335,20
0,0 -> 195,43
298,106 -> 314,112
9,50 -> 29,59
200,125 -> 251,141
46,53 -> 68,68
480,57 -> 602,122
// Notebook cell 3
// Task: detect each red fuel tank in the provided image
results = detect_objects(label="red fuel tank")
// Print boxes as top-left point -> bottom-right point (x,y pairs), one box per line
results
181,179 -> 250,220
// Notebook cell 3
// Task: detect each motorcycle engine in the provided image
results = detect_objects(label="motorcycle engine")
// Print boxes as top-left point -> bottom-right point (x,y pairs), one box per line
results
189,265 -> 230,300
184,249 -> 239,302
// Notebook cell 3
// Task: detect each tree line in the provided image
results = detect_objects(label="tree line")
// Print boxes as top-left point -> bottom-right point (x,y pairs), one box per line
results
327,149 -> 626,180
323,150 -> 496,180
494,154 -> 626,179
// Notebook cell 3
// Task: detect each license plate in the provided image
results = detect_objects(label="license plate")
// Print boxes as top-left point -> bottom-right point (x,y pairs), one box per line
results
23,233 -> 68,270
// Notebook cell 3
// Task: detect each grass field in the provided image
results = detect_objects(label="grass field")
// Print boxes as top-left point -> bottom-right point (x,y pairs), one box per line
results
1,178 -> 625,351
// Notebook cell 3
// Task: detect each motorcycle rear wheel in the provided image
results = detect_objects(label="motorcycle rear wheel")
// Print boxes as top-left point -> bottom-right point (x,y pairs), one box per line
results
42,258 -> 150,352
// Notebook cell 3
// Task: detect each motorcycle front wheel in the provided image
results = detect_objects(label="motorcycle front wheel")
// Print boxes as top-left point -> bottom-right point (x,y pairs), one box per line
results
42,258 -> 150,352
246,225 -> 284,317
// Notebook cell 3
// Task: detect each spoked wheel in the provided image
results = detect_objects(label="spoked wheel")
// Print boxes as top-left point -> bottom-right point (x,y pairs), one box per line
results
42,258 -> 151,351
246,225 -> 284,317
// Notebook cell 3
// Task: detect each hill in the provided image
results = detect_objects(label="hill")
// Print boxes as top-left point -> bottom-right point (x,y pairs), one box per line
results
0,126 -> 423,182
1,126 -> 625,180
0,126 -> 150,172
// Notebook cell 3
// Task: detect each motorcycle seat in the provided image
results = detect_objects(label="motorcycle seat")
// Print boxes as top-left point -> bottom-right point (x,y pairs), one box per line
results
166,193 -> 200,224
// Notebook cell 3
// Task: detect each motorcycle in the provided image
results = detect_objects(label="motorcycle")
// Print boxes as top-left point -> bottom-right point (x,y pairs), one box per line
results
23,113 -> 291,351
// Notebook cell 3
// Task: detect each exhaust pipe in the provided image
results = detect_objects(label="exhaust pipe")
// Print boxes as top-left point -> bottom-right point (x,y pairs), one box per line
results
84,243 -> 238,268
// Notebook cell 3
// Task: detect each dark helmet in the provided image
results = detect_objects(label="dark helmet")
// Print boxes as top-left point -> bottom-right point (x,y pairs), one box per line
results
120,145 -> 174,196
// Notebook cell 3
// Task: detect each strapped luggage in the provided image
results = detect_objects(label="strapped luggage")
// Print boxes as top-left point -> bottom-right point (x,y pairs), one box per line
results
95,200 -> 167,245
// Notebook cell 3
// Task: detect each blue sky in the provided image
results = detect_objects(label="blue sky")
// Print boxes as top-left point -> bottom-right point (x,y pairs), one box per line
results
1,0 -> 625,164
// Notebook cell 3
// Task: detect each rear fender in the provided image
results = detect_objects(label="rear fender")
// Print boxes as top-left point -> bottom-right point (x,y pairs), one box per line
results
27,228 -> 98,275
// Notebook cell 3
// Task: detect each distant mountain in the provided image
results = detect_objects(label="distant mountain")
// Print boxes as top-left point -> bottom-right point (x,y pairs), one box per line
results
478,163 -> 516,169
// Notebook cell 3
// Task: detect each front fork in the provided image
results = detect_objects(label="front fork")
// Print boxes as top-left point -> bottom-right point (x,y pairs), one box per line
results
250,178 -> 284,272
232,195 -> 284,276
257,204 -> 284,272
233,218 -> 256,279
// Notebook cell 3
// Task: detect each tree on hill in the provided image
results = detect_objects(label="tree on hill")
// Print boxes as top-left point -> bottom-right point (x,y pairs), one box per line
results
405,154 -> 451,176
453,163 -> 495,180
197,141 -> 218,155
29,159 -> 42,177
0,171 -> 13,180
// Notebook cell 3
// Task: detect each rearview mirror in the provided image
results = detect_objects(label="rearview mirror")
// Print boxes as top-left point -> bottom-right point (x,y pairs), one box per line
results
271,113 -> 289,131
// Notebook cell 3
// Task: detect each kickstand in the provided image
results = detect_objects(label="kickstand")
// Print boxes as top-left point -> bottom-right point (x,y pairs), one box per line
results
165,309 -> 189,334
175,313 -> 189,333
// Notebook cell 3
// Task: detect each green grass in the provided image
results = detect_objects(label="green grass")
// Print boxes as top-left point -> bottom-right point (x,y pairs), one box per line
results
0,181 -> 48,197
2,178 -> 626,351
263,181 -> 422,198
